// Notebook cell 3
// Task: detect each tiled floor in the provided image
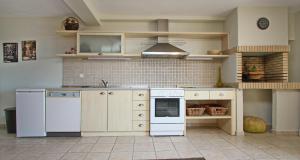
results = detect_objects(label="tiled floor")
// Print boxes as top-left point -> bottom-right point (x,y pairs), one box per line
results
0,127 -> 300,160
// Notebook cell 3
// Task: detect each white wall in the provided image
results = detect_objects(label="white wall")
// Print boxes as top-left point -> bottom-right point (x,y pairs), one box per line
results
289,11 -> 300,82
0,17 -> 75,124
238,7 -> 288,46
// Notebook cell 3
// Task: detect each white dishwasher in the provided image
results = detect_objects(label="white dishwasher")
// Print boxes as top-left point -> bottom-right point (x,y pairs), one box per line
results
46,91 -> 81,136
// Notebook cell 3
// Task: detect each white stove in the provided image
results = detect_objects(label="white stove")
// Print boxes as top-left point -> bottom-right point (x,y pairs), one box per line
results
150,88 -> 185,136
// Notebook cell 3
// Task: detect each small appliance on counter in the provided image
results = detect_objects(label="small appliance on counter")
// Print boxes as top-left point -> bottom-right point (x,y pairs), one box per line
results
150,88 -> 185,136
46,91 -> 81,137
16,89 -> 46,137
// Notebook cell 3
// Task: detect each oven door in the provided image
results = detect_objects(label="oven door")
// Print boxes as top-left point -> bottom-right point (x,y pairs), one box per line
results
150,97 -> 185,124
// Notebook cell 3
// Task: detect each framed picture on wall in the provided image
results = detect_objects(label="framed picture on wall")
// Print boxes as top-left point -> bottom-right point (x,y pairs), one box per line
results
3,43 -> 18,63
22,40 -> 36,61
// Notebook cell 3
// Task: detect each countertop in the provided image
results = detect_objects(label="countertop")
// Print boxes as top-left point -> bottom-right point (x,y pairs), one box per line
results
47,86 -> 235,91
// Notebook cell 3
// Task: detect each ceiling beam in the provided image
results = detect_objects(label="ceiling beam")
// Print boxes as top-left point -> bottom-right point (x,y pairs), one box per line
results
64,0 -> 101,26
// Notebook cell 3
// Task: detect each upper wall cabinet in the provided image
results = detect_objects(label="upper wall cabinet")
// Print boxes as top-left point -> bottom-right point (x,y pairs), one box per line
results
77,32 -> 124,55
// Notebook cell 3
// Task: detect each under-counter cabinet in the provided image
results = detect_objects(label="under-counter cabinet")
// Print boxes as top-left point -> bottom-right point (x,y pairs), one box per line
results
107,90 -> 132,131
81,90 -> 149,136
185,89 -> 236,135
81,90 -> 107,132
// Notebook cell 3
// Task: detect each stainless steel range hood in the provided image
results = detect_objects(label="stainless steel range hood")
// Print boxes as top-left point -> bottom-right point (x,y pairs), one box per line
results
142,19 -> 189,58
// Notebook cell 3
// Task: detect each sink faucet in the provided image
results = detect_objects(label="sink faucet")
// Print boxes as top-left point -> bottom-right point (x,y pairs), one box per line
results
101,80 -> 109,88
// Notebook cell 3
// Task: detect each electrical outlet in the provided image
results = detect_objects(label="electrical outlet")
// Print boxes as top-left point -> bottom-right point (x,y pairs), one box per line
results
79,73 -> 84,78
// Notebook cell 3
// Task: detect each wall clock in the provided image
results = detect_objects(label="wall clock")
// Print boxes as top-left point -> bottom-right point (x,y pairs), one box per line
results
257,17 -> 270,30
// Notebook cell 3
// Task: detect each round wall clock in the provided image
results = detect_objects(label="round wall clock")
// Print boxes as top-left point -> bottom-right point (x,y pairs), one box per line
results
257,17 -> 270,30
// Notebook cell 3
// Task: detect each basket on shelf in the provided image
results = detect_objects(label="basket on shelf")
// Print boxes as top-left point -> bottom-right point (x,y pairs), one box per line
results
206,106 -> 228,116
186,104 -> 206,116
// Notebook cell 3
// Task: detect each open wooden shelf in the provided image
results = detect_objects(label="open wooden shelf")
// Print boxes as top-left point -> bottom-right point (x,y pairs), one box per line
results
186,114 -> 231,120
56,53 -> 229,60
56,30 -> 78,36
56,30 -> 228,39
125,31 -> 228,39
56,54 -> 140,59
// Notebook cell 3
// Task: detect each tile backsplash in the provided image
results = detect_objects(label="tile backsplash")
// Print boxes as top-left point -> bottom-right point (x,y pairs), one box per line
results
63,58 -> 220,88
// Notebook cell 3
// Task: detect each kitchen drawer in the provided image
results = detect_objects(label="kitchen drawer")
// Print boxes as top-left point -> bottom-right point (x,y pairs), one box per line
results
210,91 -> 234,100
185,91 -> 209,100
132,101 -> 149,110
133,90 -> 149,101
132,111 -> 149,121
132,121 -> 149,131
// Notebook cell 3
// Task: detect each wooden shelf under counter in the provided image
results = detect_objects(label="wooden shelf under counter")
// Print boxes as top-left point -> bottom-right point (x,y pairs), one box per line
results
186,115 -> 231,120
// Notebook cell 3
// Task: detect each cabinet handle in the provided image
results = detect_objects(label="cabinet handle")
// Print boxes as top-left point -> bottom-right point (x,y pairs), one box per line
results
138,114 -> 143,117
100,92 -> 106,95
219,93 -> 224,96
108,92 -> 113,95
138,124 -> 143,127
138,93 -> 144,96
194,93 -> 199,96
138,104 -> 144,107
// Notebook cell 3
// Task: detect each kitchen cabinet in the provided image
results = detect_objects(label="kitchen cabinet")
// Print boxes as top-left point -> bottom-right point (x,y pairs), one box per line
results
108,90 -> 132,131
77,32 -> 124,55
81,91 -> 108,132
81,89 -> 149,136
132,90 -> 150,131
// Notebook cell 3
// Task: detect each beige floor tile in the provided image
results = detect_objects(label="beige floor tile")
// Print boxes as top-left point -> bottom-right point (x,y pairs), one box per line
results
173,142 -> 196,152
115,137 -> 134,144
84,152 -> 110,160
192,141 -> 214,150
91,143 -> 114,153
78,137 -> 99,144
221,148 -> 252,160
0,153 -> 18,160
155,150 -> 179,159
113,143 -> 134,152
170,136 -> 190,143
152,137 -> 171,143
134,143 -> 154,152
69,144 -> 94,153
14,152 -> 42,160
134,137 -> 153,143
199,149 -> 229,160
154,142 -> 175,152
109,152 -> 133,160
133,151 -> 156,160
97,137 -> 117,144
38,153 -> 64,160
45,144 -> 74,153
176,150 -> 203,159
61,153 -> 87,160
1,128 -> 300,160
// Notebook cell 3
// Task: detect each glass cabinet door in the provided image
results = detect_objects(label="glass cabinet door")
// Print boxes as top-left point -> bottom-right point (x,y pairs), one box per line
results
77,33 -> 123,55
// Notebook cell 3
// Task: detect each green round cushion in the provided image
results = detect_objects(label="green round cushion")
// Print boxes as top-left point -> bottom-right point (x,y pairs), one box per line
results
244,116 -> 267,133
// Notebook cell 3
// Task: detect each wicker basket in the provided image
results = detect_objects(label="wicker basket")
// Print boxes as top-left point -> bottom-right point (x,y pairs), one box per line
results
186,107 -> 206,116
206,107 -> 228,116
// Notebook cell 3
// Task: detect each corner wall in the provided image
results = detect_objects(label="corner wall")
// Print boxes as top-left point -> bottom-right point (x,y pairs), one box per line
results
0,17 -> 75,124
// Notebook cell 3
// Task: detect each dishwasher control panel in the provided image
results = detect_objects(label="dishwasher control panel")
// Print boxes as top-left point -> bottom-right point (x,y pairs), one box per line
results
47,91 -> 80,97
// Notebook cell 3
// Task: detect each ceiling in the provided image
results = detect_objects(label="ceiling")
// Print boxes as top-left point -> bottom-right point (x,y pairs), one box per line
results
0,0 -> 300,19
92,0 -> 300,19
0,0 -> 72,17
